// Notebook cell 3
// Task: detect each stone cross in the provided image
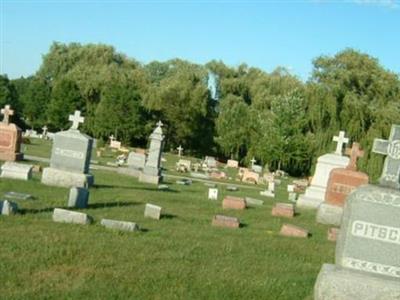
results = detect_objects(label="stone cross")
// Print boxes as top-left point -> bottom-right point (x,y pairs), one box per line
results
68,110 -> 84,130
42,125 -> 48,135
177,145 -> 183,157
1,104 -> 14,125
333,131 -> 349,155
345,142 -> 364,171
372,124 -> 400,189
109,134 -> 115,142
156,120 -> 163,128
250,157 -> 256,167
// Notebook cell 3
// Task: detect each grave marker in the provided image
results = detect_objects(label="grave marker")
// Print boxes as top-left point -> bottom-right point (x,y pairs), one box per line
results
0,104 -> 23,161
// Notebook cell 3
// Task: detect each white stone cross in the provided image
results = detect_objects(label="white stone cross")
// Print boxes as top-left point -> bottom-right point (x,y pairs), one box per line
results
1,104 -> 14,125
373,124 -> 400,189
156,120 -> 163,127
109,134 -> 115,141
332,131 -> 349,155
42,125 -> 48,136
68,110 -> 84,130
250,157 -> 256,167
177,145 -> 183,157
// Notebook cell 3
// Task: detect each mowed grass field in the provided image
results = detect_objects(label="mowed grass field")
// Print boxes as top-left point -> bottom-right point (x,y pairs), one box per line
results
0,140 -> 335,299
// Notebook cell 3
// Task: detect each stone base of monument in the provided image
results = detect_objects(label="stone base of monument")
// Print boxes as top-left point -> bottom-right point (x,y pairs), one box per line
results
42,167 -> 94,188
296,186 -> 326,209
117,167 -> 141,178
314,264 -> 400,300
316,203 -> 343,226
139,172 -> 161,185
0,152 -> 23,162
1,162 -> 32,180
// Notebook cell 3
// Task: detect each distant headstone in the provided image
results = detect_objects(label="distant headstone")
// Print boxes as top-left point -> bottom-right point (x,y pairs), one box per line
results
0,200 -> 18,215
139,121 -> 165,185
52,208 -> 93,225
226,185 -> 238,191
118,152 -> 146,177
226,159 -> 239,168
280,224 -> 309,238
212,215 -> 240,229
177,145 -> 184,157
101,219 -> 139,232
68,187 -> 89,208
272,203 -> 295,218
245,197 -> 264,207
42,125 -> 48,139
222,196 -> 246,210
314,127 -> 400,299
242,170 -> 259,184
317,142 -> 369,226
42,111 -> 94,188
144,203 -> 162,220
260,181 -> 275,197
190,172 -> 209,179
297,131 -> 350,209
176,159 -> 191,172
1,162 -> 32,180
158,184 -> 169,191
4,191 -> 32,200
176,179 -> 192,185
0,104 -> 23,161
252,164 -> 263,174
204,156 -> 217,168
208,188 -> 218,200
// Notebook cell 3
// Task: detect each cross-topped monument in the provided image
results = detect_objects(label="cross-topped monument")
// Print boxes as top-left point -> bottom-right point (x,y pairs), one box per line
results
250,157 -> 256,167
345,142 -> 364,171
333,131 -> 349,155
372,124 -> 400,189
1,105 -> 14,125
156,120 -> 163,128
68,110 -> 84,130
109,134 -> 115,141
177,145 -> 183,157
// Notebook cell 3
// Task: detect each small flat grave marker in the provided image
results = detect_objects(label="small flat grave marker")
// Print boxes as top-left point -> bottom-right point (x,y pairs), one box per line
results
212,215 -> 240,229
101,219 -> 139,232
226,185 -> 238,191
144,204 -> 162,220
279,224 -> 309,238
4,191 -> 32,200
245,197 -> 264,207
272,203 -> 295,218
222,196 -> 246,210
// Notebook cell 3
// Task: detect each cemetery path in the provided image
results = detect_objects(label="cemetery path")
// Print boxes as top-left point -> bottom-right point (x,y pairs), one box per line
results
24,155 -> 264,191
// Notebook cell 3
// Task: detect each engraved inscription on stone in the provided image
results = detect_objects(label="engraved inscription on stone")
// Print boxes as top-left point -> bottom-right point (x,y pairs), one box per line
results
352,220 -> 400,245
332,183 -> 355,195
387,140 -> 400,160
342,257 -> 400,278
357,190 -> 400,208
55,148 -> 84,159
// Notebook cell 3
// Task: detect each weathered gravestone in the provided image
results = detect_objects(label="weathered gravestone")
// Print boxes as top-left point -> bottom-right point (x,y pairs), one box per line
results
0,105 -> 23,161
118,152 -> 146,177
260,181 -> 275,197
52,208 -> 93,225
317,142 -> 369,226
68,187 -> 89,208
208,188 -> 218,200
144,203 -> 162,220
245,197 -> 264,207
314,125 -> 400,300
41,111 -> 94,188
0,200 -> 18,215
226,159 -> 239,168
101,219 -> 139,232
1,161 -> 33,180
139,121 -> 165,185
212,215 -> 240,229
297,131 -> 350,209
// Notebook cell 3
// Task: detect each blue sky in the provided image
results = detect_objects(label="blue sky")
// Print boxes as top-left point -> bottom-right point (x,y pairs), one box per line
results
1,0 -> 399,80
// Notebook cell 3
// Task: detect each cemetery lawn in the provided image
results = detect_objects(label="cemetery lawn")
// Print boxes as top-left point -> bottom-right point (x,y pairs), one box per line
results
1,140 -> 335,299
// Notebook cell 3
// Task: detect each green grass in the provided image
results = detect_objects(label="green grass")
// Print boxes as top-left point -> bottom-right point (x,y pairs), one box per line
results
0,140 -> 335,299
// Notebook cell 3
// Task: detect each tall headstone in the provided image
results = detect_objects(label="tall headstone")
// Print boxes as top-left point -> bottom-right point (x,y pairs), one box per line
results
0,104 -> 23,161
177,145 -> 183,157
314,125 -> 400,299
297,131 -> 350,209
41,110 -> 94,188
317,142 -> 369,226
139,121 -> 164,184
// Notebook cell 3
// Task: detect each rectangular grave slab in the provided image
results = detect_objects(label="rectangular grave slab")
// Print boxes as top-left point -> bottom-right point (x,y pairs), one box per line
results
226,185 -> 238,191
144,203 -> 162,220
272,203 -> 295,218
4,191 -> 32,200
208,188 -> 218,200
226,159 -> 239,168
52,208 -> 93,225
1,162 -> 32,180
127,152 -> 146,170
279,224 -> 309,238
100,219 -> 139,232
212,215 -> 240,228
42,167 -> 94,188
245,197 -> 264,207
222,196 -> 246,210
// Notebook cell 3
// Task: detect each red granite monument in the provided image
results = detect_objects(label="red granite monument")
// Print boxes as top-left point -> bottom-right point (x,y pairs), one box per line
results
0,105 -> 23,161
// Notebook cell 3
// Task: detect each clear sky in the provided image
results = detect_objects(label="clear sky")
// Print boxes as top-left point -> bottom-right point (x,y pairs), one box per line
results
1,0 -> 399,80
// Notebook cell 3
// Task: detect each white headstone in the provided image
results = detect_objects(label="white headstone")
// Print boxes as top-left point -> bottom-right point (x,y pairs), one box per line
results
208,188 -> 218,200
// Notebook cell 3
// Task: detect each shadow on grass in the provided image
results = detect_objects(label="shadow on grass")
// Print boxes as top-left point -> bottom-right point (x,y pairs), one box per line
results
162,213 -> 177,220
239,223 -> 248,228
93,184 -> 179,193
88,201 -> 141,209
20,206 -> 66,215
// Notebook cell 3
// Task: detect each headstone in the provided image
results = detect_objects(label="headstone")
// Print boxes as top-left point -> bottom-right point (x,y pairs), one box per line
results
317,142 -> 369,226
227,159 -> 239,168
287,184 -> 297,202
242,170 -> 260,184
144,203 -> 162,220
297,131 -> 350,209
158,184 -> 169,191
67,187 -> 89,208
139,121 -> 165,185
222,196 -> 246,210
0,200 -> 18,215
0,104 -> 23,161
176,179 -> 192,185
100,219 -> 139,232
252,164 -> 263,174
110,140 -> 121,149
177,145 -> 183,157
1,162 -> 33,180
42,125 -> 48,139
176,159 -> 191,172
226,185 -> 238,191
4,191 -> 32,200
41,111 -> 94,188
272,203 -> 295,218
204,156 -> 217,168
212,215 -> 240,229
118,152 -> 146,177
314,127 -> 400,299
260,181 -> 275,197
210,171 -> 227,180
208,188 -> 218,200
52,208 -> 93,225
190,172 -> 209,179
250,157 -> 256,168
279,224 -> 309,238
244,197 -> 264,207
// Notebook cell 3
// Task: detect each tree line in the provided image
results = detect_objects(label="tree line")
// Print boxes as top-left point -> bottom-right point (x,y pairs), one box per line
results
1,42 -> 399,179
